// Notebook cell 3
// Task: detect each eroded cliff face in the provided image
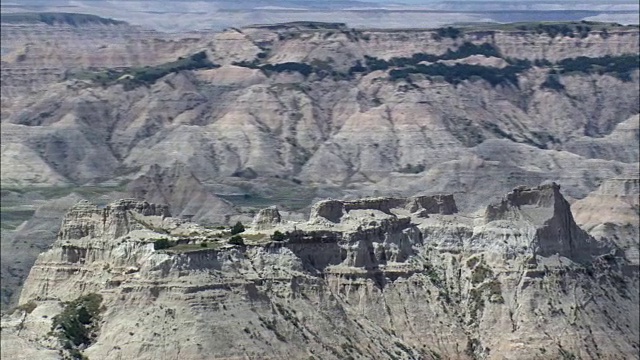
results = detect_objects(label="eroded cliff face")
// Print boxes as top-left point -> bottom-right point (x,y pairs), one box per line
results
1,22 -> 638,195
3,185 -> 637,360
572,177 -> 640,265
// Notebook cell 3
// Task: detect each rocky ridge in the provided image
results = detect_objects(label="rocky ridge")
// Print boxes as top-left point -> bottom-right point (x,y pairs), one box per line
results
2,184 -> 637,360
1,22 -> 638,198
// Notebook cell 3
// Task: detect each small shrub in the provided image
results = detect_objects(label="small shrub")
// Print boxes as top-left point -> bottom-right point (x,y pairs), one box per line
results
200,242 -> 208,248
230,222 -> 245,235
398,163 -> 425,174
229,235 -> 245,246
153,238 -> 175,250
271,230 -> 287,242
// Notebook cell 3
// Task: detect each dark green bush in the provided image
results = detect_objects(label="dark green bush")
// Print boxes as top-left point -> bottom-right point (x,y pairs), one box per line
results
534,58 -> 553,67
271,231 -> 287,242
80,51 -> 219,89
440,42 -> 501,60
433,26 -> 463,40
533,23 -> 575,38
230,222 -> 245,235
398,163 -> 425,174
557,54 -> 639,81
51,293 -> 104,352
261,62 -> 313,77
229,235 -> 245,246
389,62 -> 528,87
153,238 -> 175,250
129,51 -> 217,85
348,60 -> 367,75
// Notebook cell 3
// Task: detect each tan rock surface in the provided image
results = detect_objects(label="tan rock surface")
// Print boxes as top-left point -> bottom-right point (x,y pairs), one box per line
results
572,177 -> 640,264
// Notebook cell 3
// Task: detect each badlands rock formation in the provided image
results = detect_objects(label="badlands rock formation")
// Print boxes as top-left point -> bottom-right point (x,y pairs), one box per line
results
2,184 -> 638,360
1,21 -> 638,196
1,16 -> 639,326
572,177 -> 640,264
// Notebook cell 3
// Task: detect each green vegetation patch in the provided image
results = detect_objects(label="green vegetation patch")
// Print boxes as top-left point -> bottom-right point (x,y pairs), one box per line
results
557,54 -> 639,81
153,238 -> 176,250
229,235 -> 245,246
270,230 -> 287,242
230,221 -> 246,235
471,262 -> 494,284
232,59 -> 346,80
432,26 -> 463,40
360,42 -> 502,72
68,51 -> 219,89
51,293 -> 104,359
389,59 -> 532,87
397,163 -> 425,174
166,242 -> 221,253
349,44 -> 531,87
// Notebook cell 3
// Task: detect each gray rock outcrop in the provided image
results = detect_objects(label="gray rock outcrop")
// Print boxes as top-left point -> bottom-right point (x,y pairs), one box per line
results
2,185 -> 637,360
251,206 -> 282,230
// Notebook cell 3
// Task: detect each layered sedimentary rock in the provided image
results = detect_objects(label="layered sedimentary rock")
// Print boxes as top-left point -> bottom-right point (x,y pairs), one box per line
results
2,184 -> 637,360
572,177 -> 640,264
126,164 -> 238,225
252,206 -> 282,230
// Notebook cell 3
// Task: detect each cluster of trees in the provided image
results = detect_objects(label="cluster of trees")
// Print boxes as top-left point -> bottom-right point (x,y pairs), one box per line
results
388,61 -> 530,87
271,230 -> 287,241
260,62 -> 314,77
233,60 -> 326,78
352,42 -> 502,74
126,51 -> 218,86
432,26 -> 463,40
51,293 -> 104,359
229,235 -> 244,246
230,222 -> 245,235
153,238 -> 176,250
557,54 -> 639,81
82,51 -> 218,89
516,22 -> 593,39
